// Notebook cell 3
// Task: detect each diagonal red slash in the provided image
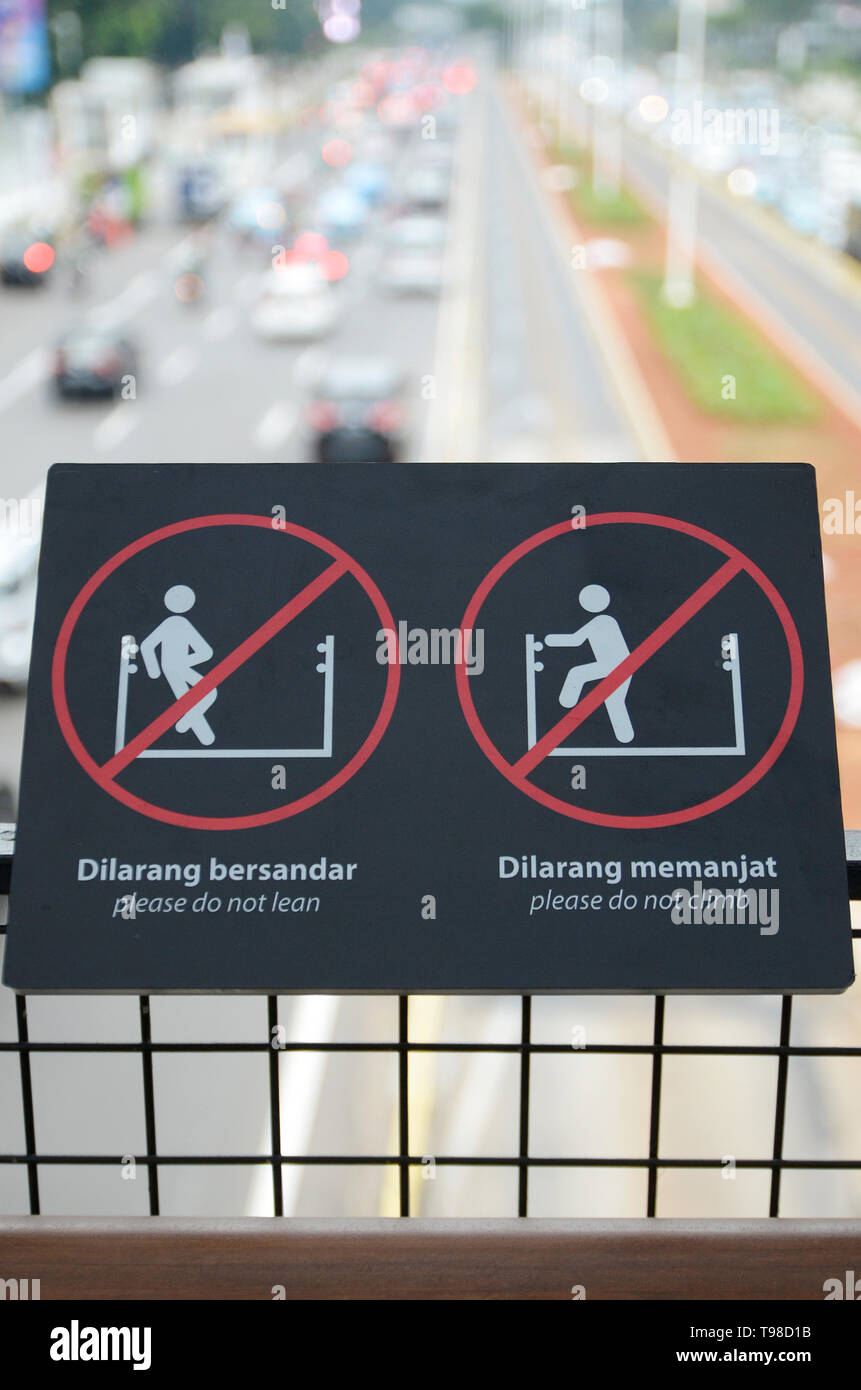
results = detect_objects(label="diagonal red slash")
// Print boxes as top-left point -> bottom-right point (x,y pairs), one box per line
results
513,555 -> 743,778
102,558 -> 348,781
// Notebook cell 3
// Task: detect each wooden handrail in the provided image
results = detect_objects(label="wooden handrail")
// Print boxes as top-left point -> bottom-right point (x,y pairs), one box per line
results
0,1217 -> 859,1299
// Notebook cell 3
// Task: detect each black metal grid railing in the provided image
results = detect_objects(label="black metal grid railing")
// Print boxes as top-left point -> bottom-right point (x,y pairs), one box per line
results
2,827 -> 859,1220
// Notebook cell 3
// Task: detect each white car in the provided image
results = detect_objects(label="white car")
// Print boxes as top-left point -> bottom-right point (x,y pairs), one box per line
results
378,215 -> 447,294
400,165 -> 450,211
250,263 -> 341,341
0,499 -> 41,692
314,186 -> 368,241
227,186 -> 286,241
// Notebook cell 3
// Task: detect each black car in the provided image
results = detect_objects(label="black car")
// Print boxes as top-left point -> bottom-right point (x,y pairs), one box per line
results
0,235 -> 54,286
53,328 -> 138,399
308,357 -> 408,462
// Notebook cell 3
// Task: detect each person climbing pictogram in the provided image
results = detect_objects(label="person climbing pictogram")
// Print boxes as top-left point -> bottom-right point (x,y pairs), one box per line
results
544,583 -> 634,743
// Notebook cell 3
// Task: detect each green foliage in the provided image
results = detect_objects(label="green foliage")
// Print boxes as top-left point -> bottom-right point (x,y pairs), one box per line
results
630,270 -> 820,424
47,0 -> 327,65
713,0 -> 817,24
551,141 -> 646,227
571,177 -> 647,228
461,1 -> 506,30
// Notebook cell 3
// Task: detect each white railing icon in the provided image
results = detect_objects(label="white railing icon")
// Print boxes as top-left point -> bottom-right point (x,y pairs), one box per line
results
114,634 -> 335,759
525,632 -> 745,757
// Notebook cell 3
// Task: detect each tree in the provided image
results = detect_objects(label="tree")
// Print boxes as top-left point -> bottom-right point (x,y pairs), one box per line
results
47,0 -> 325,66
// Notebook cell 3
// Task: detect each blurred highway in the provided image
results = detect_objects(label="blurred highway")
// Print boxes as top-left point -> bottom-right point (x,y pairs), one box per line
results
0,53 -> 659,792
1,21 -> 861,1226
594,108 -> 861,428
0,133 -> 441,484
0,50 -> 474,785
482,80 -> 645,463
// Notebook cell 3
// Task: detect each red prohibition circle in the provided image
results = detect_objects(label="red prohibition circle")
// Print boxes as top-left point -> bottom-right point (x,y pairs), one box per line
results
456,511 -> 804,829
52,514 -> 400,830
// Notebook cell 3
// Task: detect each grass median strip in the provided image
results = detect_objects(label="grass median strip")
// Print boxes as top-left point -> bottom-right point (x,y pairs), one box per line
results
546,123 -> 820,425
629,270 -> 821,424
571,177 -> 648,228
555,141 -> 648,228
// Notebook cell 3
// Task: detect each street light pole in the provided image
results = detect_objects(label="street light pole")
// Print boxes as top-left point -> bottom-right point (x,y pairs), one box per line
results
661,0 -> 708,307
591,0 -> 623,199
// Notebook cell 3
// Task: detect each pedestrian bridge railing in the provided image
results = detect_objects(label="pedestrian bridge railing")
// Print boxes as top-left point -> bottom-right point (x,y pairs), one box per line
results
0,824 -> 859,1298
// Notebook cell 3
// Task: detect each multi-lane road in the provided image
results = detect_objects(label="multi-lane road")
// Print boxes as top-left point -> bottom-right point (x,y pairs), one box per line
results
1,60 -> 859,1222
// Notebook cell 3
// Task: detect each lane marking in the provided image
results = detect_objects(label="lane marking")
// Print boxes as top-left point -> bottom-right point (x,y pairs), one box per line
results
254,401 -> 296,451
294,346 -> 328,388
92,404 -> 139,454
202,306 -> 238,341
233,272 -> 258,305
419,76 -> 486,463
157,344 -> 198,387
0,349 -> 48,412
164,233 -> 202,267
430,1001 -> 518,1213
505,81 -> 676,464
247,995 -> 341,1217
87,269 -> 160,329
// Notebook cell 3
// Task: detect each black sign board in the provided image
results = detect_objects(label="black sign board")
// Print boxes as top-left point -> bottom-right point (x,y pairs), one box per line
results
2,462 -> 853,993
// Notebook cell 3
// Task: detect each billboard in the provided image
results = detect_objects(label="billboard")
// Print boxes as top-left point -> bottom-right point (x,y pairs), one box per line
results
0,0 -> 50,94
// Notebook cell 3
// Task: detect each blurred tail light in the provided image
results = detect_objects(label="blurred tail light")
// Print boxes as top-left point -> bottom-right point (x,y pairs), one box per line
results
23,241 -> 55,274
53,350 -> 66,375
366,400 -> 402,434
308,400 -> 340,432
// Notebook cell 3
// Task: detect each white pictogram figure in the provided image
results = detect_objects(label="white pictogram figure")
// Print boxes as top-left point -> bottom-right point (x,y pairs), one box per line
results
544,584 -> 635,743
139,585 -> 217,746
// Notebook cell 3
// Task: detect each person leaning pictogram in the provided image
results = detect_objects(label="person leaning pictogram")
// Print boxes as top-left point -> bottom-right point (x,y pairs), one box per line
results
139,585 -> 218,746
